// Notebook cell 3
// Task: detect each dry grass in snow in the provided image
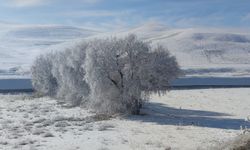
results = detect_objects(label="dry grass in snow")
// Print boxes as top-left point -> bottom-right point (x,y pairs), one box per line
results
0,88 -> 250,150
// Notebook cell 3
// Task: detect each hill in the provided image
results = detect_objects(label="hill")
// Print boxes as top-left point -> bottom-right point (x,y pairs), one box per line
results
0,22 -> 249,78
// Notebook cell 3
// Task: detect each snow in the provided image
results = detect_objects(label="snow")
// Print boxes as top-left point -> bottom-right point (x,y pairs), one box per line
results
122,23 -> 250,77
0,22 -> 250,79
0,88 -> 249,150
0,23 -> 99,79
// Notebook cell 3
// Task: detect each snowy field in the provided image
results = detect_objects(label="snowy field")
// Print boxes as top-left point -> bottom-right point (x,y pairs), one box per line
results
0,88 -> 250,150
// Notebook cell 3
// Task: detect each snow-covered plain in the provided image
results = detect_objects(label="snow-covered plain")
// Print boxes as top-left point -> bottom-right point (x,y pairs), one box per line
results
0,88 -> 249,150
0,22 -> 250,78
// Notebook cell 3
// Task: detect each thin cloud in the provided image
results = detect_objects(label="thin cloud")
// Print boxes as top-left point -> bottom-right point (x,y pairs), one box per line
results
8,0 -> 46,7
173,14 -> 224,28
6,0 -> 102,7
61,10 -> 134,18
78,0 -> 103,4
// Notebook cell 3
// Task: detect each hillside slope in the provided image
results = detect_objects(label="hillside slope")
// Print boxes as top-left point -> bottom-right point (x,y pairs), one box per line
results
0,22 -> 249,78
0,24 -> 99,78
119,23 -> 250,76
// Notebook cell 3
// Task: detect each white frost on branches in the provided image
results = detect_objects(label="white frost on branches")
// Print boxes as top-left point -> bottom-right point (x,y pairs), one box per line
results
31,34 -> 181,114
85,35 -> 181,114
31,53 -> 57,96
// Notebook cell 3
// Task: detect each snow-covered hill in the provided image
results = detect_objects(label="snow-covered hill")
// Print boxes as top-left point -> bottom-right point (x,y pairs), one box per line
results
0,23 -> 99,78
122,24 -> 250,68
119,23 -> 250,77
0,22 -> 250,78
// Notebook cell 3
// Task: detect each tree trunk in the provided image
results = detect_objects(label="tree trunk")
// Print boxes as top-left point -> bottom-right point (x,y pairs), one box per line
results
131,98 -> 140,115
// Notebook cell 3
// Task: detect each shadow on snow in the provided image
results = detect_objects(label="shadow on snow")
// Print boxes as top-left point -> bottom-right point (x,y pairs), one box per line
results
127,102 -> 250,130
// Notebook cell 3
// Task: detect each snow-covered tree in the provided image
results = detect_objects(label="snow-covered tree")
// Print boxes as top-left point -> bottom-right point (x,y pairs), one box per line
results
85,35 -> 181,114
32,34 -> 180,114
51,43 -> 89,106
31,42 -> 89,106
31,53 -> 58,96
139,45 -> 181,93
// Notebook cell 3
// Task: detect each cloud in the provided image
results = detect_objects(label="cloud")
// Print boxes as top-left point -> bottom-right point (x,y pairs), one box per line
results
61,10 -> 134,18
78,0 -> 103,4
6,0 -> 102,7
61,10 -> 138,31
173,14 -> 224,27
7,0 -> 46,7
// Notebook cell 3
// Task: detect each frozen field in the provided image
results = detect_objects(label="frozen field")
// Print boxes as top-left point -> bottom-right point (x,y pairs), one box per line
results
0,88 -> 250,150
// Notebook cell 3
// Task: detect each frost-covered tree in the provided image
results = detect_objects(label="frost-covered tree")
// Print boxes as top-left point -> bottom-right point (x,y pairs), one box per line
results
32,34 -> 180,114
139,45 -> 181,93
31,53 -> 58,96
51,43 -> 89,106
31,42 -> 89,106
85,35 -> 181,114
84,38 -> 125,113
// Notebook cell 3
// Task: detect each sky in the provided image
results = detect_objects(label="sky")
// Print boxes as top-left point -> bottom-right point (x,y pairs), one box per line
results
0,0 -> 250,31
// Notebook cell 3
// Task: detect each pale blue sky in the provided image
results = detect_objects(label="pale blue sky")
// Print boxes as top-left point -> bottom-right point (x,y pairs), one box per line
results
0,0 -> 250,30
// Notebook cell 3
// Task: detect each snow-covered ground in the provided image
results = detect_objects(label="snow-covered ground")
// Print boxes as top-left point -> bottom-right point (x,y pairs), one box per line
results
1,88 -> 249,150
0,22 -> 250,78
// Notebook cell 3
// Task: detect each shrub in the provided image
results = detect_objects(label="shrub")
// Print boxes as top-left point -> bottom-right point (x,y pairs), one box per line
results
31,42 -> 89,106
31,53 -> 57,96
51,43 -> 89,106
32,34 -> 181,114
84,35 -> 181,114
